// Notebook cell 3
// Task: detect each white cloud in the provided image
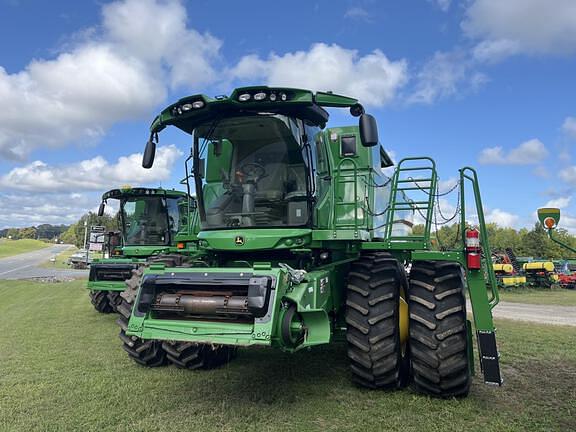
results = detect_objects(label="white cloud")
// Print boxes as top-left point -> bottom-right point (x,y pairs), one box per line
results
485,208 -> 519,227
229,43 -> 408,107
545,197 -> 571,209
562,116 -> 576,139
0,145 -> 182,192
533,166 -> 550,178
344,7 -> 372,22
428,0 -> 452,12
472,39 -> 521,63
0,0 -> 222,161
559,166 -> 576,185
463,0 -> 576,60
102,0 -> 222,89
478,138 -> 548,165
0,192 -> 96,228
406,51 -> 485,104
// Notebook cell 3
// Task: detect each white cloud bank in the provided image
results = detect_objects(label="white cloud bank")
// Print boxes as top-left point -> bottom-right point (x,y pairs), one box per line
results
0,0 -> 221,161
485,208 -> 520,228
463,0 -> 576,61
229,43 -> 408,107
562,117 -> 576,139
0,145 -> 182,192
478,139 -> 548,165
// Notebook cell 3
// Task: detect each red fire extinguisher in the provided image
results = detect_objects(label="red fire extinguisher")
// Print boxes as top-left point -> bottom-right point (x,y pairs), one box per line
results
466,228 -> 481,270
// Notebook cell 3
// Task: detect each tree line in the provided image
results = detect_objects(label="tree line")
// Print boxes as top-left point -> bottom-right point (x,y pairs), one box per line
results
0,224 -> 69,241
3,215 -> 576,259
414,222 -> 576,259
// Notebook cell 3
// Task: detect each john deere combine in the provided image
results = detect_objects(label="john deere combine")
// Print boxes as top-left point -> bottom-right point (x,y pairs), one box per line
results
119,86 -> 502,397
87,187 -> 195,313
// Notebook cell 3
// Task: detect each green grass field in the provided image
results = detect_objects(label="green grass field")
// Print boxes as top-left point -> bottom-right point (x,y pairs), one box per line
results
0,239 -> 49,258
498,288 -> 576,306
0,280 -> 574,432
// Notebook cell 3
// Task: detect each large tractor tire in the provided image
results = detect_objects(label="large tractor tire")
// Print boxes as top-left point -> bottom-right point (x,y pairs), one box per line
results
106,291 -> 123,313
116,268 -> 167,367
89,290 -> 113,313
345,252 -> 409,389
408,261 -> 470,397
162,341 -> 237,370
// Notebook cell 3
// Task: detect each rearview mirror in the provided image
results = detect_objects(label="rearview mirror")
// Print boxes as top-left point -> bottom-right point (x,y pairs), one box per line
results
142,139 -> 156,168
359,114 -> 378,147
97,202 -> 105,217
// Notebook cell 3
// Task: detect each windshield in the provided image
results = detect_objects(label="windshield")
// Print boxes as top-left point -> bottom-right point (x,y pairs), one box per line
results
194,115 -> 311,229
121,196 -> 183,246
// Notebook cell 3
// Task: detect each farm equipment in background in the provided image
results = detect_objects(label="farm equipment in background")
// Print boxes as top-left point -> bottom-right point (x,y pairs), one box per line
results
492,262 -> 526,289
492,246 -> 559,289
119,86 -> 503,397
86,187 -> 198,313
522,261 -> 559,289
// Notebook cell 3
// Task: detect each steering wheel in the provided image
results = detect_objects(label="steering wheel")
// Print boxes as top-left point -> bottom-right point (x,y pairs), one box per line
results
239,162 -> 266,182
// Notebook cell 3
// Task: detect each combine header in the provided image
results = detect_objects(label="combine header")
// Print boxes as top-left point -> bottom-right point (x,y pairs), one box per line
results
118,86 -> 503,396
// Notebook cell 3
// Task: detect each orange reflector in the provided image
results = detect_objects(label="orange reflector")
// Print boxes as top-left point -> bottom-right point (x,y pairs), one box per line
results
544,217 -> 556,229
177,242 -> 185,249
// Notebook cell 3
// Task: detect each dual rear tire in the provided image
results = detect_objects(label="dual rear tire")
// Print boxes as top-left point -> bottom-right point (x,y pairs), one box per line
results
346,256 -> 470,397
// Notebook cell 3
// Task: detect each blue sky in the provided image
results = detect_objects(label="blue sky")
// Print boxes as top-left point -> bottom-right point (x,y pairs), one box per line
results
1,0 -> 575,230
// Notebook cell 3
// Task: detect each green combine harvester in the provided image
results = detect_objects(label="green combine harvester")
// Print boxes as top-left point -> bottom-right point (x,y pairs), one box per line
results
119,86 -> 502,397
87,187 -> 196,313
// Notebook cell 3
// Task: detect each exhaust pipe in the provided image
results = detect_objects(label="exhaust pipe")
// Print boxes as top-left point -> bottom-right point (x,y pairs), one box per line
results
151,293 -> 250,317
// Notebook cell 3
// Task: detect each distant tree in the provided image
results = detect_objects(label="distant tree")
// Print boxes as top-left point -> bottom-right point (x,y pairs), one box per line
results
19,227 -> 37,239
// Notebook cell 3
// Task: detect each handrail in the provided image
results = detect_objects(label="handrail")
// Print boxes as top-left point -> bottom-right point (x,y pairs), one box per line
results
331,157 -> 365,233
459,167 -> 499,309
386,157 -> 437,248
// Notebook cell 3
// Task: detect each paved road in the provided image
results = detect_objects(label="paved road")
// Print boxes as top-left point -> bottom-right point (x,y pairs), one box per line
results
0,244 -> 88,280
468,300 -> 576,327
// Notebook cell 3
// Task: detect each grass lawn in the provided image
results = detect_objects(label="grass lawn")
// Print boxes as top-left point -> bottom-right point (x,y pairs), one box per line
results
0,239 -> 49,259
498,288 -> 576,306
0,280 -> 574,432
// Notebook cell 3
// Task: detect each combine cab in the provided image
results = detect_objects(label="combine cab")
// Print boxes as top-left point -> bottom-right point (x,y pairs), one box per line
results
87,187 -> 197,313
119,86 -> 503,396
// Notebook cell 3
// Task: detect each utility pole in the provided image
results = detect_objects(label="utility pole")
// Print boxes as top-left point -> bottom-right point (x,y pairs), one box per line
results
83,220 -> 89,265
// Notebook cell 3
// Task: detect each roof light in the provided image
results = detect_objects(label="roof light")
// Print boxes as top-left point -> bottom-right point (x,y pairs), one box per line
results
254,92 -> 266,101
181,103 -> 193,112
192,100 -> 205,109
280,92 -> 287,101
269,93 -> 277,101
238,93 -> 251,102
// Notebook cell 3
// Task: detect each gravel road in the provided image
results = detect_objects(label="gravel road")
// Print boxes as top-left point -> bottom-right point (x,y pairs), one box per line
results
468,300 -> 576,327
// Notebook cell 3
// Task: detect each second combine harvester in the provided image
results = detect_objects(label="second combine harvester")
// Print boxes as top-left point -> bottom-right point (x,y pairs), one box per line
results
119,86 -> 502,397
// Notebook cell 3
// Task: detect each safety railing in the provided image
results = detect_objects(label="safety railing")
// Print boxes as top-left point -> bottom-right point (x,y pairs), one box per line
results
459,167 -> 499,309
385,157 -> 438,249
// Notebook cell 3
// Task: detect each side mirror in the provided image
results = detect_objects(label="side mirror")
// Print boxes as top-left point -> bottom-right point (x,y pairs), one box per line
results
359,114 -> 378,147
97,202 -> 105,217
142,139 -> 156,169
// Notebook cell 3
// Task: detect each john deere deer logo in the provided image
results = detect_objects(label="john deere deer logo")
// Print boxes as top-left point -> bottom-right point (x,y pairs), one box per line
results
235,236 -> 245,246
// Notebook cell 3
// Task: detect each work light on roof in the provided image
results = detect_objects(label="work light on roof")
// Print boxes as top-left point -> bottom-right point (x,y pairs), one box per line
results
269,93 -> 277,101
181,103 -> 193,112
254,92 -> 267,101
280,92 -> 287,101
192,100 -> 205,109
238,93 -> 251,102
